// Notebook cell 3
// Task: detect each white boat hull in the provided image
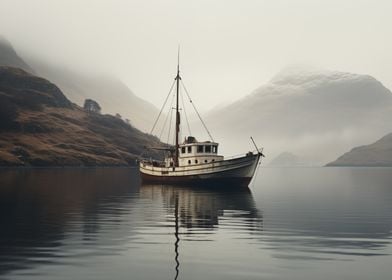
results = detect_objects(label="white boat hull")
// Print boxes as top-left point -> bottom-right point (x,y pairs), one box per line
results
139,153 -> 261,187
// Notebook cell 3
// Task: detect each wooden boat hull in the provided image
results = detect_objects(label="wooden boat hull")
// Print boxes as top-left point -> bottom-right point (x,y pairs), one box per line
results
139,153 -> 260,187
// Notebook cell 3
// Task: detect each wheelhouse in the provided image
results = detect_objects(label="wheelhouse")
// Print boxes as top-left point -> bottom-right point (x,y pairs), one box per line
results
164,136 -> 224,167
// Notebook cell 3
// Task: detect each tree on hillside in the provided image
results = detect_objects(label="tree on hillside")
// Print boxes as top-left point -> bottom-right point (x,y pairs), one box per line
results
83,99 -> 101,114
115,113 -> 122,119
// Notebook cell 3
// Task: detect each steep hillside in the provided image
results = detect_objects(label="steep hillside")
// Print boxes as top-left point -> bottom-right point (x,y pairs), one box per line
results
0,66 -> 162,166
205,66 -> 392,164
0,36 -> 159,132
0,36 -> 34,73
28,61 -> 159,132
326,133 -> 392,166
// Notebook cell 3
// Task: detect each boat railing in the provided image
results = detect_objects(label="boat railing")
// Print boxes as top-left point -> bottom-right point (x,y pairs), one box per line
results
223,149 -> 259,161
139,158 -> 167,167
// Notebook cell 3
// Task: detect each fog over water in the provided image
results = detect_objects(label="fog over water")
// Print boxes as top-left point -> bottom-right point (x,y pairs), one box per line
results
1,0 -> 392,110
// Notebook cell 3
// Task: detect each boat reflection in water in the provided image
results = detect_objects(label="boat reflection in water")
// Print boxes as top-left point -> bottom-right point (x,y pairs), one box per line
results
140,183 -> 263,280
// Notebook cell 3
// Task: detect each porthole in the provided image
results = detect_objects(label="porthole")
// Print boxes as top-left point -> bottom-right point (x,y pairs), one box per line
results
204,160 -> 208,163
188,160 -> 191,164
195,159 -> 198,164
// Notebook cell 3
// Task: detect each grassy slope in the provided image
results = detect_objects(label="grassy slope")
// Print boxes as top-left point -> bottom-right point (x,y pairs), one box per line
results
0,66 -> 162,166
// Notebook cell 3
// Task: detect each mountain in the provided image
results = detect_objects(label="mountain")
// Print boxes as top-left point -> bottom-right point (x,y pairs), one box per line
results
0,36 -> 159,132
326,133 -> 392,166
27,60 -> 159,132
205,66 -> 392,164
0,36 -> 34,73
0,66 -> 162,166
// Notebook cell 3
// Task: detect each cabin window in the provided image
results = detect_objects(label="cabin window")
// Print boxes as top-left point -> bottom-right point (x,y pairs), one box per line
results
181,147 -> 185,154
195,159 -> 198,164
212,146 -> 217,153
197,145 -> 203,153
205,145 -> 211,153
187,146 -> 192,153
188,160 -> 191,164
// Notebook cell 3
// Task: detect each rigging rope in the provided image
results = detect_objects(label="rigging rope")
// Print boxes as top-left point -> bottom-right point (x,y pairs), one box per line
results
159,90 -> 176,140
150,79 -> 176,135
180,80 -> 214,142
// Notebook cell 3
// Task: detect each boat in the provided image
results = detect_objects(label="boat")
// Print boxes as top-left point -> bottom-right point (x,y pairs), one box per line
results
139,52 -> 264,187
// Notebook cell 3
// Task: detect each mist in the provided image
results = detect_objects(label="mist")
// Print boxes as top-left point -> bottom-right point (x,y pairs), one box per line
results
1,0 -> 392,111
1,0 -> 392,165
202,66 -> 392,164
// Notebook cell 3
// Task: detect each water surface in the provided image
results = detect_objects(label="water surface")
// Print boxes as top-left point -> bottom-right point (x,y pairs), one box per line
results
0,167 -> 391,279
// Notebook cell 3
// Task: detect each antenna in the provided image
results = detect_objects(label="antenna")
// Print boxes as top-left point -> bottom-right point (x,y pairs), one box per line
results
177,44 -> 180,73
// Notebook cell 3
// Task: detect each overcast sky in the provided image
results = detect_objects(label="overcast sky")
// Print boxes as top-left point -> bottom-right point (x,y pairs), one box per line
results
1,0 -> 391,110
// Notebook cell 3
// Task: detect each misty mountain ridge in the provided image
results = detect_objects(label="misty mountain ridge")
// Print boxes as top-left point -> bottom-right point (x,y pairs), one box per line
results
270,65 -> 375,86
0,36 -> 34,74
327,132 -> 392,166
0,36 -> 159,132
205,65 -> 392,165
26,60 -> 160,132
248,65 -> 391,107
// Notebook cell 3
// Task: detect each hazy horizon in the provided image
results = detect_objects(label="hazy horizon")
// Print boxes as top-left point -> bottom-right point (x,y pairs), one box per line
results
1,0 -> 392,110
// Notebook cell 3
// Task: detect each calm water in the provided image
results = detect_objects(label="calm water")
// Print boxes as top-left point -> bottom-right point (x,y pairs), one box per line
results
0,167 -> 391,280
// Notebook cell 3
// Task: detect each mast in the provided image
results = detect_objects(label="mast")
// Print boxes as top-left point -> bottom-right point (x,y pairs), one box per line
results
174,47 -> 181,167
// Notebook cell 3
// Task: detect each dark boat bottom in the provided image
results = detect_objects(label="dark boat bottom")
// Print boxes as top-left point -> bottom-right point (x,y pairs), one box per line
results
140,173 -> 252,188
